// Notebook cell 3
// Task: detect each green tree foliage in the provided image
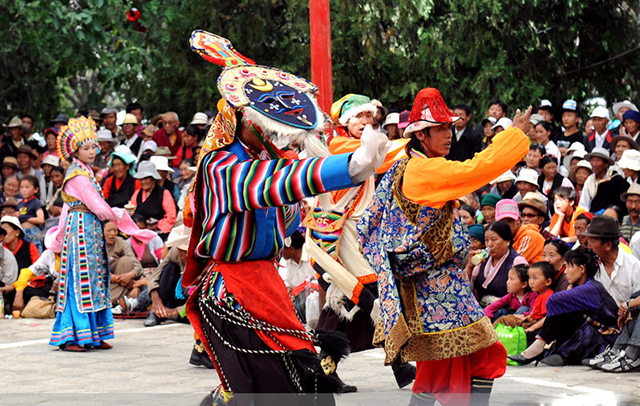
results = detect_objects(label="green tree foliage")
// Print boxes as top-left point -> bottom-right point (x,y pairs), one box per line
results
2,0 -> 639,127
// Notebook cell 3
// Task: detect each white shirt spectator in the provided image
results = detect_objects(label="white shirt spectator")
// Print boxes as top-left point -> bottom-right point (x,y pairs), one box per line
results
595,248 -> 640,305
0,246 -> 19,287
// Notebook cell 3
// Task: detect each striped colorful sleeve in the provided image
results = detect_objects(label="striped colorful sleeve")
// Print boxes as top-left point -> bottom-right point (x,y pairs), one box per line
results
202,151 -> 356,213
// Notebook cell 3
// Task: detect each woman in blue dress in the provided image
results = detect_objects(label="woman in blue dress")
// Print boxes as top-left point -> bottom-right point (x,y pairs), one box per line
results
48,116 -> 155,352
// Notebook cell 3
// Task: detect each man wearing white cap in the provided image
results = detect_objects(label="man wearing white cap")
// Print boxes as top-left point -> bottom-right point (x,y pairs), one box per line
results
556,99 -> 585,156
120,113 -> 144,158
583,106 -> 612,152
189,112 -> 209,130
513,168 -> 549,206
579,147 -> 629,212
488,170 -> 518,199
94,129 -> 118,171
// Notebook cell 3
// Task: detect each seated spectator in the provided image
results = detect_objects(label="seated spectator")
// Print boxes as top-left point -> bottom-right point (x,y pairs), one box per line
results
610,135 -> 638,163
0,227 -> 19,314
489,170 -> 518,199
1,198 -> 19,218
585,290 -> 640,372
11,232 -> 57,315
130,214 -> 163,269
15,145 -> 46,204
479,193 -> 500,226
555,100 -> 585,157
525,143 -> 546,173
173,125 -> 202,168
622,109 -> 640,143
102,148 -> 140,208
150,156 -> 180,203
549,187 -> 586,243
471,220 -> 528,304
561,142 -> 587,177
570,160 -> 592,204
618,149 -> 640,184
1,216 -> 39,271
572,213 -> 593,250
542,240 -> 570,291
130,161 -> 177,240
144,225 -> 190,326
620,184 -> 640,243
42,127 -> 60,159
480,117 -> 497,146
538,156 -> 574,206
496,261 -> 556,343
18,175 -> 45,251
583,107 -> 612,152
458,203 -> 477,226
496,199 -> 544,264
176,158 -> 196,191
510,247 -> 618,366
531,121 -> 561,163
41,155 -> 61,205
484,264 -> 537,321
2,175 -> 22,205
45,167 -> 65,220
514,168 -> 548,205
584,216 -> 640,305
517,192 -> 551,238
1,157 -> 19,187
580,147 -> 629,212
104,220 -> 144,306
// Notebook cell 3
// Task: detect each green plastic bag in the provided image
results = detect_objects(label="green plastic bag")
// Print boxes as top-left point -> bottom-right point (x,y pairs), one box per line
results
495,323 -> 527,366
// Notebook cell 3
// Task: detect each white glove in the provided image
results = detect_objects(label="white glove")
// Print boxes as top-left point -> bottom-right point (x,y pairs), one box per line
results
348,125 -> 391,184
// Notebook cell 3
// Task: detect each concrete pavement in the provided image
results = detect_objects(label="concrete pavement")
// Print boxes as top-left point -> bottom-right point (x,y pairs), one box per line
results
1,317 -> 639,405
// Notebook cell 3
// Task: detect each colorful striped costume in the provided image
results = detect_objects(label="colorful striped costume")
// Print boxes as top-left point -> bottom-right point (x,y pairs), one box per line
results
183,138 -> 358,399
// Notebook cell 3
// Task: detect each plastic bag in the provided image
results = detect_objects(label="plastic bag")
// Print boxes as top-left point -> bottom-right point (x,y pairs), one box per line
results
495,322 -> 527,365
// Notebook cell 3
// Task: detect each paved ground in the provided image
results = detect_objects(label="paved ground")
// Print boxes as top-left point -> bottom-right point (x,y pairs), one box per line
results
1,317 -> 640,405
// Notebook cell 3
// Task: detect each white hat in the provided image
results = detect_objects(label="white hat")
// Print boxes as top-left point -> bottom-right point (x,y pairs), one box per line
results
382,112 -> 400,128
585,147 -> 614,165
618,149 -> 640,172
489,170 -> 516,185
538,99 -> 552,108
566,141 -> 586,155
133,161 -> 161,180
41,155 -> 60,167
121,113 -> 138,125
590,106 -> 610,120
492,117 -> 513,131
1,215 -> 24,234
613,100 -> 639,116
190,112 -> 209,126
563,149 -> 587,170
97,129 -> 117,143
149,155 -> 175,173
166,224 -> 192,251
529,114 -> 545,125
575,159 -> 593,171
515,168 -> 539,187
142,140 -> 158,153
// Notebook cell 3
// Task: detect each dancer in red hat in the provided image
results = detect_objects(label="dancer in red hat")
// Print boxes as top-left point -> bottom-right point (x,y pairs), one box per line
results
358,88 -> 532,406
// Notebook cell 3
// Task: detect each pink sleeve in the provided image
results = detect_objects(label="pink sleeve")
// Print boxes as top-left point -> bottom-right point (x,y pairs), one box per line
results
484,294 -> 510,318
157,189 -> 177,234
63,175 -> 157,243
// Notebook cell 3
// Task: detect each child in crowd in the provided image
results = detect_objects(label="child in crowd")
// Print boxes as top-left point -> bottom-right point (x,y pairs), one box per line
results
510,247 -> 618,366
1,175 -> 21,205
45,167 -> 65,218
542,240 -> 569,291
485,264 -> 538,322
549,187 -> 585,243
494,261 -> 556,341
18,175 -> 45,252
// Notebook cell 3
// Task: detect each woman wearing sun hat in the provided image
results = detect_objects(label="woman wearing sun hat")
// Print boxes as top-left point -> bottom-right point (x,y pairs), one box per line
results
47,116 -> 156,352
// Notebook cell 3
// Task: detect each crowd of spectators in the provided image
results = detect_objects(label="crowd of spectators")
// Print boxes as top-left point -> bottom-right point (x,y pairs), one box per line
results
2,95 -> 640,373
